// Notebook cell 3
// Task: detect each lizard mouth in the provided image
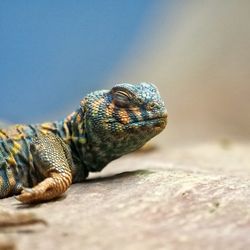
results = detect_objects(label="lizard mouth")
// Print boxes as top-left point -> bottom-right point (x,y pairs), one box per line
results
127,115 -> 167,131
146,116 -> 167,129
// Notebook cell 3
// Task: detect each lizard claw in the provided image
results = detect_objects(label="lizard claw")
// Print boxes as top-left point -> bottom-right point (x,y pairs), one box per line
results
15,188 -> 37,203
15,184 -> 47,203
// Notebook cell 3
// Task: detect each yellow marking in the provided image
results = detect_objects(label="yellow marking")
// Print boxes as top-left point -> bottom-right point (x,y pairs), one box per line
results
63,122 -> 70,141
0,124 -> 30,140
92,99 -> 102,116
78,137 -> 86,144
106,103 -> 115,116
2,126 -> 21,139
71,136 -> 86,144
0,177 -> 3,189
118,110 -> 130,124
0,130 -> 8,139
12,141 -> 22,154
40,122 -> 54,130
133,109 -> 143,121
76,113 -> 81,123
77,121 -> 84,135
80,99 -> 86,107
7,170 -> 16,192
6,155 -> 16,166
40,122 -> 56,135
66,111 -> 76,121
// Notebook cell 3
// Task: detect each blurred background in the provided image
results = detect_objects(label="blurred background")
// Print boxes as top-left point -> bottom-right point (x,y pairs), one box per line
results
1,1 -> 250,145
0,1 -> 168,122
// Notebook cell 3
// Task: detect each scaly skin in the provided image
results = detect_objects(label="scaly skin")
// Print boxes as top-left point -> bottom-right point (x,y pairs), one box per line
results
0,83 -> 167,203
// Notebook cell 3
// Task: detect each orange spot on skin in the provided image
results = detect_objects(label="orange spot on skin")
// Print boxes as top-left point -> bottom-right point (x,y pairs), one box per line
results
133,110 -> 143,121
92,99 -> 104,115
40,123 -> 54,130
66,111 -> 76,122
106,103 -> 115,116
118,110 -> 130,124
40,122 -> 57,135
76,114 -> 82,123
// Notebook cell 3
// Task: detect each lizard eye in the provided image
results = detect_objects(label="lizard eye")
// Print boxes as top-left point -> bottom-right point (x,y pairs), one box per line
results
112,90 -> 131,108
148,102 -> 157,110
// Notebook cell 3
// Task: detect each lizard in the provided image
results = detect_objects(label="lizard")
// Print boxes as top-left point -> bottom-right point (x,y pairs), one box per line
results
0,83 -> 167,203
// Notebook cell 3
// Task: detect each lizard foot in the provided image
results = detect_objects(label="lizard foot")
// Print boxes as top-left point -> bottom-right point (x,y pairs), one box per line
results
15,172 -> 72,203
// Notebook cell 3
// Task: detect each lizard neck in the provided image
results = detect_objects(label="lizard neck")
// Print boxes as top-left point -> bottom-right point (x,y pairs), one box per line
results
60,108 -> 86,144
37,108 -> 86,144
55,107 -> 123,172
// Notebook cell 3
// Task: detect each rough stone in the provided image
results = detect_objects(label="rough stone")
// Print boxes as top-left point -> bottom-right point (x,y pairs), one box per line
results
0,142 -> 250,250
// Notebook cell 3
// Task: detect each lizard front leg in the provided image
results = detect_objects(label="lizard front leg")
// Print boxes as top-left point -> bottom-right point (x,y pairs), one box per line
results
15,132 -> 73,203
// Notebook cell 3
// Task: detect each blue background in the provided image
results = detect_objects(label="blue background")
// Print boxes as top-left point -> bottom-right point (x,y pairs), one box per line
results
0,1 -> 166,123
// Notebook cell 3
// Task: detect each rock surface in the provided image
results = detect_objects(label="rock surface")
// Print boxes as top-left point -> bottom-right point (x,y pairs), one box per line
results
0,141 -> 250,250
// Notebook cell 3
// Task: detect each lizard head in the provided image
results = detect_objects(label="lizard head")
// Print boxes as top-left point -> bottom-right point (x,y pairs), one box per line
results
82,82 -> 167,155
